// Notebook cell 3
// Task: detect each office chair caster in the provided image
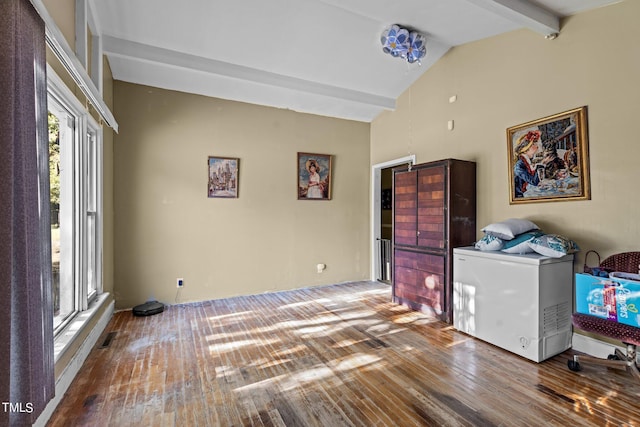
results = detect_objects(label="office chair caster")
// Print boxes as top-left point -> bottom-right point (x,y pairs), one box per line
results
568,358 -> 581,372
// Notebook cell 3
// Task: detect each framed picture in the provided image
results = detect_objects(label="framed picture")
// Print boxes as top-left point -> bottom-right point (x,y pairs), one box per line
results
507,106 -> 590,204
208,156 -> 239,198
297,152 -> 332,200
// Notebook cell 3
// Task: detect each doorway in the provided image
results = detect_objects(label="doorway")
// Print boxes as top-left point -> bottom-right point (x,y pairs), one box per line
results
370,155 -> 416,282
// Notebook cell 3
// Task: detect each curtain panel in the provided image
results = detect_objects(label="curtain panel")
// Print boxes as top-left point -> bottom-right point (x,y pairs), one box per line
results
0,0 -> 55,425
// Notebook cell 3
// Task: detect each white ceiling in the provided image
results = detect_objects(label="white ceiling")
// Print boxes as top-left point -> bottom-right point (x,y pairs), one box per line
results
92,0 -> 621,122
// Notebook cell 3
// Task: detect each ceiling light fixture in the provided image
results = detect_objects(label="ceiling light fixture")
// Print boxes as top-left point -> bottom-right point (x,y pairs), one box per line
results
381,24 -> 426,64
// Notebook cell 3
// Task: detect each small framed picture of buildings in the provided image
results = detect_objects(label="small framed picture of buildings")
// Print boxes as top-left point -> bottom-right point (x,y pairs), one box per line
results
208,156 -> 239,198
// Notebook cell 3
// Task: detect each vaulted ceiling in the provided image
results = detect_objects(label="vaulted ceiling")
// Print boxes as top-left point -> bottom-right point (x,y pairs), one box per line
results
92,0 -> 621,122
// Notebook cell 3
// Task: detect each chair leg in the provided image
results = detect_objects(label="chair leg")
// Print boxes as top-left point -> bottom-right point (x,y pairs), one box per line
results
568,344 -> 640,380
571,354 -> 628,370
568,343 -> 640,382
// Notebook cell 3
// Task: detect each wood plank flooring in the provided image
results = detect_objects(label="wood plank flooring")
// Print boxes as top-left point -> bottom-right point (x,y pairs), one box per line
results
48,281 -> 640,426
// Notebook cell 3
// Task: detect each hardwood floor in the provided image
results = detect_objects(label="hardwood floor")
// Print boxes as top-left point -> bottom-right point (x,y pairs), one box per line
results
48,281 -> 640,426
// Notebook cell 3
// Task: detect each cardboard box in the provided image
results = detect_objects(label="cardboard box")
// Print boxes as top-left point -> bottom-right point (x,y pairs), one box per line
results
575,273 -> 640,328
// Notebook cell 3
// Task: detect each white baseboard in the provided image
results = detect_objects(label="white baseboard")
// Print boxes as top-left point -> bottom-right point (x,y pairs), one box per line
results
34,297 -> 114,427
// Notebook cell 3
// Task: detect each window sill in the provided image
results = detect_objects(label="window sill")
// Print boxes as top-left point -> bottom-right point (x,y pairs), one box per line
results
53,292 -> 111,362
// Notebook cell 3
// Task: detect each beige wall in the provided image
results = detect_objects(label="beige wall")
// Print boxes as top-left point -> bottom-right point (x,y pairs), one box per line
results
43,0 -> 75,50
372,0 -> 640,266
113,83 -> 371,309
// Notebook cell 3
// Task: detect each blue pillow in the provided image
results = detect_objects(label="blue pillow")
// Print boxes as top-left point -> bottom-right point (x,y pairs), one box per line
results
528,234 -> 580,258
501,230 -> 545,254
475,234 -> 504,251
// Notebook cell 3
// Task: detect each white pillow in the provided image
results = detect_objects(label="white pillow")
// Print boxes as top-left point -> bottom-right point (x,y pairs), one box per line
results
481,218 -> 539,241
474,234 -> 504,251
528,234 -> 579,258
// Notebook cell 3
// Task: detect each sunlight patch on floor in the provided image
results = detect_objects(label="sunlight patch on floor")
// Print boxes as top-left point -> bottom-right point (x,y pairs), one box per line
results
232,375 -> 285,394
277,300 -> 317,309
234,352 -> 386,395
363,322 -> 411,338
278,365 -> 335,391
205,330 -> 250,342
391,312 -> 433,324
331,339 -> 360,348
387,304 -> 410,311
207,310 -> 255,321
208,338 -> 278,353
446,336 -> 474,348
366,323 -> 390,333
328,353 -> 383,372
272,344 -> 307,358
351,288 -> 390,296
275,314 -> 338,329
572,395 -> 595,415
294,325 -> 330,336
248,357 -> 295,370
333,309 -> 377,320
375,327 -> 410,339
595,389 -> 623,410
215,364 -> 240,379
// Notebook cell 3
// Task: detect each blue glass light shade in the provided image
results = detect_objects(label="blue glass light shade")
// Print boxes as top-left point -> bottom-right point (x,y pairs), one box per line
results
407,31 -> 426,64
381,25 -> 410,58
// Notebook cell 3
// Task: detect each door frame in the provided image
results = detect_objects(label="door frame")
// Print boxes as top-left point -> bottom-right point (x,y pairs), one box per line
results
370,155 -> 416,281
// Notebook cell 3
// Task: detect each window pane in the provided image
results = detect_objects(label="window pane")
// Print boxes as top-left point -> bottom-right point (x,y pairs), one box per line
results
87,131 -> 98,299
48,102 -> 76,331
87,212 -> 96,298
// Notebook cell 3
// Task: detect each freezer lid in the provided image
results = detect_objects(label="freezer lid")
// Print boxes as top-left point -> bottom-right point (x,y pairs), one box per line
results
453,246 -> 574,265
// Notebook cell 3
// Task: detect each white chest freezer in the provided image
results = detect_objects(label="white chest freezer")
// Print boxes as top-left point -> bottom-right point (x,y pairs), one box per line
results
453,247 -> 574,362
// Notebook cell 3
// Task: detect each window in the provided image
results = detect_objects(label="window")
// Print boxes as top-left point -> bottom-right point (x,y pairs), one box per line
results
48,67 -> 103,334
85,122 -> 102,302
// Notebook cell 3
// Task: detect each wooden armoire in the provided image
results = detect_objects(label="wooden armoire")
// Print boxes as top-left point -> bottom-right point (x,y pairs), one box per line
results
392,158 -> 476,323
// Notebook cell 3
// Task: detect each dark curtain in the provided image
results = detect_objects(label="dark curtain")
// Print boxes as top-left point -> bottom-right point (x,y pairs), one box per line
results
0,0 -> 55,425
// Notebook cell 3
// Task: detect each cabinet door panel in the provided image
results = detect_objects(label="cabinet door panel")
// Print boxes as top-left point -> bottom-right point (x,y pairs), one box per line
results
393,265 -> 419,300
394,170 -> 417,246
393,250 -> 446,317
394,249 -> 417,269
415,252 -> 445,276
417,167 -> 445,249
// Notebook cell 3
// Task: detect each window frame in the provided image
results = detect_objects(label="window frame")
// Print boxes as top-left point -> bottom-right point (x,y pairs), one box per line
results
84,117 -> 103,306
47,65 -> 103,336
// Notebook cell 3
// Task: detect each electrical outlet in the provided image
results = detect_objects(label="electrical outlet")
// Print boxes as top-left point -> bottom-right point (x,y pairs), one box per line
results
177,278 -> 184,288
